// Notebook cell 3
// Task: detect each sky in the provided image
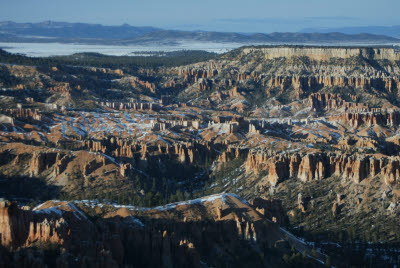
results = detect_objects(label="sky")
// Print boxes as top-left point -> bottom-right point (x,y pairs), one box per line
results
0,0 -> 399,33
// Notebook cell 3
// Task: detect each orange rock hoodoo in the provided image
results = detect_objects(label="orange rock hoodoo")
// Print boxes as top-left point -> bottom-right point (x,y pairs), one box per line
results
245,151 -> 400,186
269,75 -> 400,98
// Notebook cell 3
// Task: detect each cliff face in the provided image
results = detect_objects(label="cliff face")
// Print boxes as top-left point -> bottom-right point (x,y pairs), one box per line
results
0,143 -> 125,198
167,46 -> 400,110
0,202 -> 68,250
0,201 -> 198,267
245,150 -> 400,186
331,110 -> 400,127
0,195 -> 304,268
268,75 -> 400,99
309,93 -> 363,111
0,108 -> 42,121
241,47 -> 400,61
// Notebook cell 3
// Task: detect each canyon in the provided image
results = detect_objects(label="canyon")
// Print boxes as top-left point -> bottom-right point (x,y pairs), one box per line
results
1,45 -> 400,266
0,195 -> 311,267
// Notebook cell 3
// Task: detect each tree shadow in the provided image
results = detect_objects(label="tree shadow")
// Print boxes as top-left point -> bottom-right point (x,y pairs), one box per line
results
0,175 -> 61,202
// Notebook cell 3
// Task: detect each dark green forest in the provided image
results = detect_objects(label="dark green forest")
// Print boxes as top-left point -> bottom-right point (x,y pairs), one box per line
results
0,49 -> 217,69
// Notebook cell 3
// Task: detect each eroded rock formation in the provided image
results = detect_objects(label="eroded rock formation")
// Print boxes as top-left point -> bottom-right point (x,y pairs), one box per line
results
245,150 -> 400,186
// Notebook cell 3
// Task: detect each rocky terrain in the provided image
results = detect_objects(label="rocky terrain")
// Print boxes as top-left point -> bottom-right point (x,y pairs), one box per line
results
0,194 -> 326,267
1,45 -> 400,266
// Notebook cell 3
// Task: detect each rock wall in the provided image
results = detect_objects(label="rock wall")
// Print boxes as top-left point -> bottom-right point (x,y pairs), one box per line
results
0,196 -> 288,268
245,150 -> 400,186
242,47 -> 400,61
99,101 -> 159,111
0,201 -> 67,249
309,92 -> 366,111
331,110 -> 400,127
0,108 -> 42,121
268,75 -> 400,98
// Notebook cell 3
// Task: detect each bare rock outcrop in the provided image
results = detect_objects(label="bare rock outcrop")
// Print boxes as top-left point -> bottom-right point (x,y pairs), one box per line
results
246,150 -> 400,186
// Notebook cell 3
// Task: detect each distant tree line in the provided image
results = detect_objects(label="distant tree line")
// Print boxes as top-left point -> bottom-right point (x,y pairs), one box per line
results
0,49 -> 217,69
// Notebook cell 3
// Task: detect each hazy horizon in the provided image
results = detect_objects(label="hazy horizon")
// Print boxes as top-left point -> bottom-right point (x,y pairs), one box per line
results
1,0 -> 399,33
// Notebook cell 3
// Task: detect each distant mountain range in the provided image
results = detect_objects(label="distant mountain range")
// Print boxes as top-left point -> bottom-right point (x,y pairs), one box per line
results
0,21 -> 399,45
128,30 -> 400,44
0,21 -> 160,40
301,25 -> 400,39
